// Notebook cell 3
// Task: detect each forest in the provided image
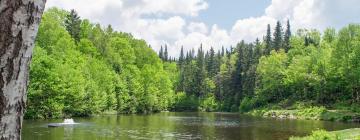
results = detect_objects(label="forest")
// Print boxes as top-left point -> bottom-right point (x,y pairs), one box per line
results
25,8 -> 360,119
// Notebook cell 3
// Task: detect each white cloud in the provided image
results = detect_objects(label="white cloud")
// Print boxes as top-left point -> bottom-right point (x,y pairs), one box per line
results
187,22 -> 208,34
46,0 -> 208,56
174,24 -> 231,57
46,0 -> 360,57
231,16 -> 276,43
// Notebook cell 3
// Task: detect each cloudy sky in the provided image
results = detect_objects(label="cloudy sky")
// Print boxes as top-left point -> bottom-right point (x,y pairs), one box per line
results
46,0 -> 360,57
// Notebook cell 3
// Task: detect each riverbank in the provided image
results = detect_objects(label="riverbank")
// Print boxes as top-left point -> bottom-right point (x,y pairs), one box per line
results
289,128 -> 360,140
245,106 -> 360,122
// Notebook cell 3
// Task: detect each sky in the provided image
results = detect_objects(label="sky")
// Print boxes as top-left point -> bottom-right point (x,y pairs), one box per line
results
46,0 -> 360,57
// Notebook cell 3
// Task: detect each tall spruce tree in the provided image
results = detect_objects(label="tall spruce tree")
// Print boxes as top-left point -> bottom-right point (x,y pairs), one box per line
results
254,38 -> 262,61
284,20 -> 291,52
65,9 -> 82,42
159,46 -> 164,60
194,44 -> 206,97
265,24 -> 272,55
207,47 -> 216,77
231,41 -> 245,110
221,46 -> 225,56
273,21 -> 283,51
164,45 -> 169,61
178,46 -> 185,66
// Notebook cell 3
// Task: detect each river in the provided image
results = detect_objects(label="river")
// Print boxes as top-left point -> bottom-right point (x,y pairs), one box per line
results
22,112 -> 360,140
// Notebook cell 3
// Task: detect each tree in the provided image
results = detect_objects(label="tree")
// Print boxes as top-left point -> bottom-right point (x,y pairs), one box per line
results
273,21 -> 283,51
0,0 -> 46,139
65,9 -> 82,42
284,20 -> 291,52
159,46 -> 164,60
264,24 -> 272,55
194,45 -> 206,97
207,47 -> 216,77
221,46 -> 225,56
164,45 -> 168,61
178,46 -> 185,67
257,50 -> 288,102
232,42 -> 245,109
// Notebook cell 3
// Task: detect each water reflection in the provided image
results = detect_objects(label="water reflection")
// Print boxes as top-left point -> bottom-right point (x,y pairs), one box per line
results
22,112 -> 360,140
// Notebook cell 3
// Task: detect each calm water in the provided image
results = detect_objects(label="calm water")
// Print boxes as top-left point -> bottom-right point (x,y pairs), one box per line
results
22,112 -> 360,140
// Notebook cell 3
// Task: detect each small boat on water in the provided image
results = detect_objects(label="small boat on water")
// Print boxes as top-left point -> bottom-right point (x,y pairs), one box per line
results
48,119 -> 77,127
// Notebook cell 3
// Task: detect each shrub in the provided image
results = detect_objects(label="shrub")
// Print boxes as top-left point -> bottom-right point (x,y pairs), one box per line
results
199,95 -> 218,112
296,106 -> 327,120
290,130 -> 339,140
239,97 -> 254,113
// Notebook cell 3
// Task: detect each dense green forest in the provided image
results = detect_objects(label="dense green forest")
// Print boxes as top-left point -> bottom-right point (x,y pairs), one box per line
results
25,8 -> 360,119
26,8 -> 177,118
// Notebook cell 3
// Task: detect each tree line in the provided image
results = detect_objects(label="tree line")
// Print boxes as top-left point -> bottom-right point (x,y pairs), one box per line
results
172,19 -> 360,112
26,8 -> 177,119
26,8 -> 360,119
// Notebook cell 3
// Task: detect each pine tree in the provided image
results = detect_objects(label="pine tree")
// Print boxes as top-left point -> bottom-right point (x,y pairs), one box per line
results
159,46 -> 164,60
284,20 -> 291,52
264,24 -> 272,55
232,41 -> 245,109
254,38 -> 262,61
273,21 -> 283,51
164,45 -> 169,61
215,50 -> 222,73
221,46 -> 225,56
205,51 -> 209,71
65,9 -> 82,42
178,46 -> 185,66
194,44 -> 206,97
207,47 -> 216,77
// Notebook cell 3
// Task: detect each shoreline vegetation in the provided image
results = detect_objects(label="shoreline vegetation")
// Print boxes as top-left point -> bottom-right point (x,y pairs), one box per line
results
290,128 -> 360,140
245,105 -> 360,122
25,7 -> 360,140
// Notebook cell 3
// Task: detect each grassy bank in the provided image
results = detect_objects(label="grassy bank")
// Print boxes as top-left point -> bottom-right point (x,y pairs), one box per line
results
290,128 -> 360,140
246,106 -> 360,122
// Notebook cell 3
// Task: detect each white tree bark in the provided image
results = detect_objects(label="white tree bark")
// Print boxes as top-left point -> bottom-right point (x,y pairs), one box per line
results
0,0 -> 46,139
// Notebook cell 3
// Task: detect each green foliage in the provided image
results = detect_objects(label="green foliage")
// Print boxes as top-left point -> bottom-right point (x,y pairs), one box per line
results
199,95 -> 218,112
257,50 -> 288,102
291,128 -> 360,140
65,9 -> 81,42
239,97 -> 256,113
296,106 -> 327,120
27,8 -> 360,118
173,92 -> 199,111
290,130 -> 340,140
26,8 -> 175,118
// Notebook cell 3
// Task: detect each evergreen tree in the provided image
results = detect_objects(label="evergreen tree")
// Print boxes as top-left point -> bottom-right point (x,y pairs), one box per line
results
194,44 -> 206,97
273,21 -> 283,51
65,9 -> 82,42
232,41 -> 245,108
221,46 -> 225,56
205,51 -> 209,72
164,45 -> 169,61
284,20 -> 291,52
159,46 -> 164,60
178,46 -> 185,66
254,38 -> 262,61
207,47 -> 216,77
264,24 -> 272,55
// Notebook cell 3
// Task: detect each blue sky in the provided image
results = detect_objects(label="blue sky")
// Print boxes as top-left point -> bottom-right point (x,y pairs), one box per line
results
47,0 -> 360,57
195,0 -> 271,30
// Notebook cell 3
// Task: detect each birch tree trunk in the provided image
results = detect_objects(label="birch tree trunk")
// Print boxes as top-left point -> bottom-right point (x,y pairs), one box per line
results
0,0 -> 46,139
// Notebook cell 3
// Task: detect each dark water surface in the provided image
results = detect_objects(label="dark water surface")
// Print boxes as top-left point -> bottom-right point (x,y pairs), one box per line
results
22,112 -> 360,140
